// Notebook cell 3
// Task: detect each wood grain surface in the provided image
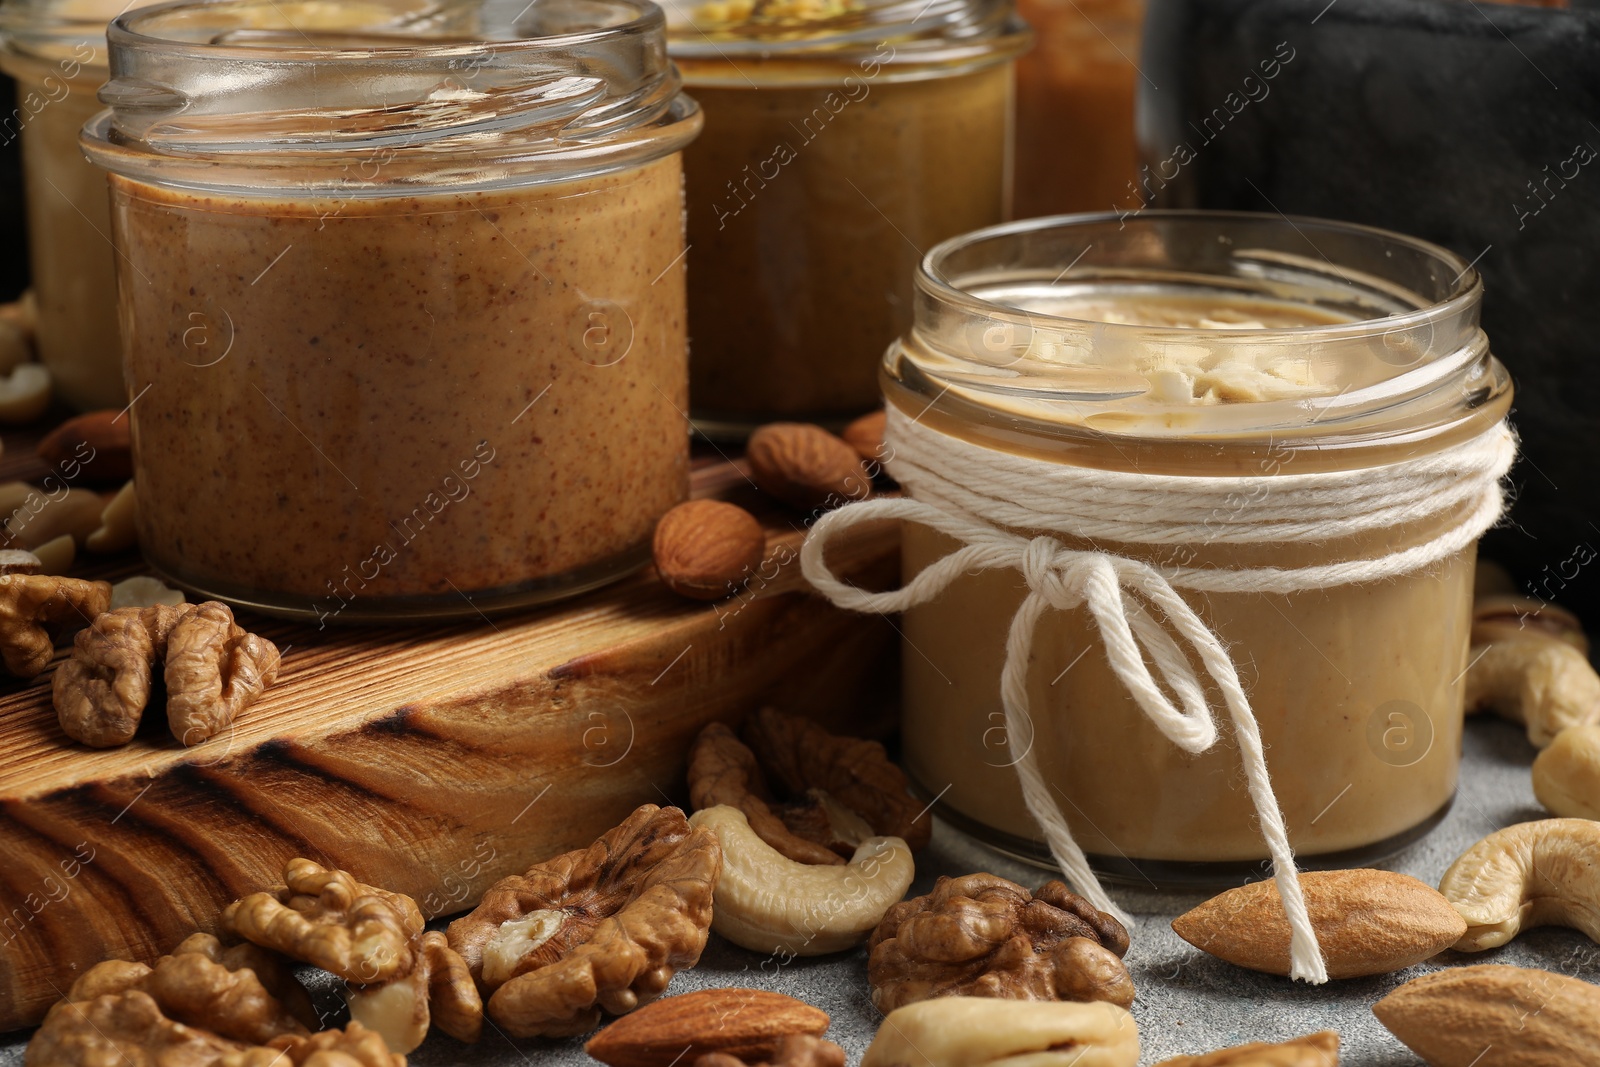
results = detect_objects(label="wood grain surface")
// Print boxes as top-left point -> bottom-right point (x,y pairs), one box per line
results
0,452 -> 901,1031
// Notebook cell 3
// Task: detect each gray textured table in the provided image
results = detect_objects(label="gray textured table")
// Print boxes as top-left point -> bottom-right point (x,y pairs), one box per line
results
5,716 -> 1595,1066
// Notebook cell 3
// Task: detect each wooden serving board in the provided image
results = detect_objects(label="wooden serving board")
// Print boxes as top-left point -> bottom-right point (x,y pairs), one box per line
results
0,454 -> 901,1032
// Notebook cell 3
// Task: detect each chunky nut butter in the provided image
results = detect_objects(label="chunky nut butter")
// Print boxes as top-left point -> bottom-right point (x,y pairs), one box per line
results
83,0 -> 702,621
885,213 -> 1514,876
669,0 -> 1029,433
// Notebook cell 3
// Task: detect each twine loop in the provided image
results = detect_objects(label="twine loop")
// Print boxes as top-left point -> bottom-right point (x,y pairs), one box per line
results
801,405 -> 1517,984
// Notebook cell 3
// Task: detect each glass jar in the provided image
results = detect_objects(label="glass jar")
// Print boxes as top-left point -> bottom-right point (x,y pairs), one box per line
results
664,0 -> 1030,435
1013,0 -> 1143,218
882,211 -> 1512,883
0,0 -> 160,410
82,0 -> 701,623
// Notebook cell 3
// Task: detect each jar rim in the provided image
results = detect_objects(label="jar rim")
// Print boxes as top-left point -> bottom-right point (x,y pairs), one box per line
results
0,0 -> 154,70
81,0 -> 701,193
920,209 -> 1483,342
888,209 -> 1510,445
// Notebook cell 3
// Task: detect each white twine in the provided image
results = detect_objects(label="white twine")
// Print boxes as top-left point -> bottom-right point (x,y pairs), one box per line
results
801,405 -> 1517,984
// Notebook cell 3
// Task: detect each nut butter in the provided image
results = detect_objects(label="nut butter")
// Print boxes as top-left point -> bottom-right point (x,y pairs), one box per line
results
0,0 -> 162,410
666,0 -> 1029,434
82,0 -> 701,622
879,213 -> 1514,880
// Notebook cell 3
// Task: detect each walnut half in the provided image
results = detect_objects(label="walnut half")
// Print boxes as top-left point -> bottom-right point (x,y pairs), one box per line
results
689,707 -> 931,867
225,858 -> 424,984
868,874 -> 1134,1013
447,803 -> 721,1038
53,600 -> 281,748
0,572 -> 109,679
20,933 -> 397,1067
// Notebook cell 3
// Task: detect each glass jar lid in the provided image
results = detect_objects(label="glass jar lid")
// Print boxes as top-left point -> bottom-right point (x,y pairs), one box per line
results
81,0 -> 701,194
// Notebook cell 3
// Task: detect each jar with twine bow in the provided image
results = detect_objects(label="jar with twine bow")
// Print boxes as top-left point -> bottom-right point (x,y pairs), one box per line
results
800,211 -> 1515,983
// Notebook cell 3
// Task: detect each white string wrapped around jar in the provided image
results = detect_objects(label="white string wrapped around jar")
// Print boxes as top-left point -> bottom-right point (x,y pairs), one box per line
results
800,405 -> 1517,984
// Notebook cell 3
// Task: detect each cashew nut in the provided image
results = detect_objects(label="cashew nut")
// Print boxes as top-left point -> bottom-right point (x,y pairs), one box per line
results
1466,638 -> 1600,747
0,363 -> 51,424
860,996 -> 1139,1067
1471,595 -> 1588,654
5,487 -> 106,549
0,319 -> 29,375
87,481 -> 137,553
688,804 -> 913,956
32,534 -> 74,575
110,575 -> 186,611
1533,725 -> 1600,820
1437,818 -> 1600,950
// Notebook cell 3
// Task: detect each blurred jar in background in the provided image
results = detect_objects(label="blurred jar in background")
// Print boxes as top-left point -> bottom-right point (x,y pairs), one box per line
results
1012,0 -> 1144,218
0,0 -> 150,410
668,0 -> 1030,436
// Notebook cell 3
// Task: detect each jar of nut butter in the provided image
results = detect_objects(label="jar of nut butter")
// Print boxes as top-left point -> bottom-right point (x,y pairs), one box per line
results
82,0 -> 702,623
0,0 -> 160,410
665,0 -> 1030,435
804,211 -> 1515,888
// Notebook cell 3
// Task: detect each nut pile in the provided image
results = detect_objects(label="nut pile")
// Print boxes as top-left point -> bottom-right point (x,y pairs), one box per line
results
26,856 -> 443,1066
650,415 -> 891,603
16,400 -> 1600,1067
0,295 -> 53,424
683,708 -> 926,956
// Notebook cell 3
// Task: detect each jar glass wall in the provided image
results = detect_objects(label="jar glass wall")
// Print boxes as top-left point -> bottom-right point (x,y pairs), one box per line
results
666,0 -> 1030,435
0,0 -> 158,410
886,211 -> 1512,883
83,0 -> 701,623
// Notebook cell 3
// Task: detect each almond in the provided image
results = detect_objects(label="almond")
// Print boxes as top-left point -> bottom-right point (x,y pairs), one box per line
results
653,500 -> 766,601
38,410 -> 133,483
585,988 -> 830,1067
1373,964 -> 1600,1066
841,410 -> 887,463
1153,1030 -> 1338,1066
1171,868 -> 1465,979
747,423 -> 869,511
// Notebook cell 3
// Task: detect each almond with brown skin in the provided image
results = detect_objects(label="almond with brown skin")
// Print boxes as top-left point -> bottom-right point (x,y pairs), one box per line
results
653,500 -> 766,601
1171,869 -> 1465,979
841,410 -> 887,463
747,423 -> 869,511
585,988 -> 830,1067
1373,965 -> 1600,1066
38,410 -> 133,483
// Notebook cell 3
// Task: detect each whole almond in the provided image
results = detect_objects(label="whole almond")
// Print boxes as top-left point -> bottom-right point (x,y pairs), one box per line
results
585,988 -> 830,1067
653,500 -> 766,601
1154,1030 -> 1339,1066
38,410 -> 133,483
1374,965 -> 1600,1066
1171,869 -> 1465,979
747,423 -> 869,511
841,410 -> 887,463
